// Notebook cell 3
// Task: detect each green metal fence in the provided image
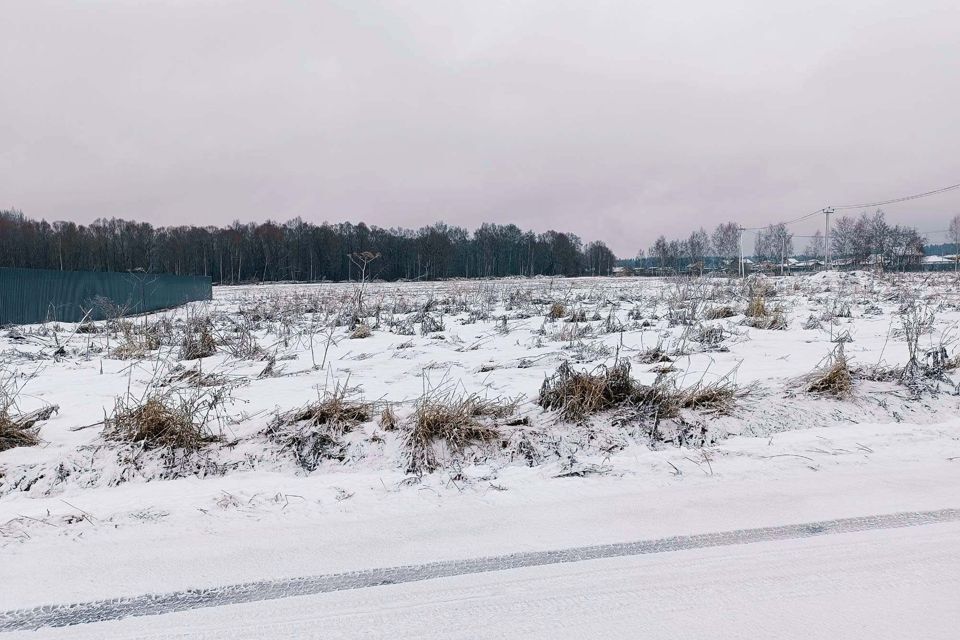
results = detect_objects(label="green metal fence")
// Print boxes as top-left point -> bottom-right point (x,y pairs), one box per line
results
0,268 -> 212,325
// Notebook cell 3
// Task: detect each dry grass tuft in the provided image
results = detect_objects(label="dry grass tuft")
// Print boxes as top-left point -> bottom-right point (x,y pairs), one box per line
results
745,295 -> 767,318
674,379 -> 740,414
637,343 -> 672,364
104,393 -> 217,450
802,346 -> 853,398
350,323 -> 372,339
704,305 -> 736,320
0,412 -> 41,452
741,297 -> 788,330
180,317 -> 217,360
379,404 -> 398,430
266,384 -> 372,471
404,389 -> 513,474
110,323 -> 161,360
279,391 -> 371,434
538,360 -> 636,422
0,375 -> 55,452
163,365 -> 224,388
539,360 -> 742,425
547,302 -> 567,319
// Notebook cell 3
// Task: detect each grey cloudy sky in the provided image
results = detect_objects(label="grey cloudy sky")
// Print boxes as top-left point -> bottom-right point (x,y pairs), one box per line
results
3,1 -> 959,255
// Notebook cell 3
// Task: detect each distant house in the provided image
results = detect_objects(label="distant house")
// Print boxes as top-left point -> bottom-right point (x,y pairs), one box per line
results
921,255 -> 953,270
788,258 -> 823,271
648,266 -> 676,276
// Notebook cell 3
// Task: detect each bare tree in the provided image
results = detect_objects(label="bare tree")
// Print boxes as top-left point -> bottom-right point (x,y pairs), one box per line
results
651,236 -> 670,269
949,214 -> 960,271
806,230 -> 825,261
712,222 -> 740,272
869,210 -> 891,269
584,240 -> 616,275
831,215 -> 857,262
668,239 -> 684,272
686,227 -> 711,274
348,251 -> 380,320
755,223 -> 793,271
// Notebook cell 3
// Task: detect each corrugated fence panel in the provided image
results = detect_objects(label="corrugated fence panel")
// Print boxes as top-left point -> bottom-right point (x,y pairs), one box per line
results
0,268 -> 212,325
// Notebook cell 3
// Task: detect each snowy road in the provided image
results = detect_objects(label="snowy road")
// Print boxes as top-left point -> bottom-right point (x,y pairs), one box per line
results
3,508 -> 959,636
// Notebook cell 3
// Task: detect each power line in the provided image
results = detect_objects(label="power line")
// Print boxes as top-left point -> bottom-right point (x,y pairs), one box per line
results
741,208 -> 825,232
741,181 -> 960,233
833,182 -> 960,211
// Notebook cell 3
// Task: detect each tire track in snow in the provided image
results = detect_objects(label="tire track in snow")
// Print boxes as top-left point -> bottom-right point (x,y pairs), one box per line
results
2,508 -> 958,632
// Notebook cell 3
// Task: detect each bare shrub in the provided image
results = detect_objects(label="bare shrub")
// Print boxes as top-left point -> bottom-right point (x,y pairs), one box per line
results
275,387 -> 371,433
831,301 -> 853,319
391,318 -> 416,336
550,323 -> 592,343
897,303 -> 950,394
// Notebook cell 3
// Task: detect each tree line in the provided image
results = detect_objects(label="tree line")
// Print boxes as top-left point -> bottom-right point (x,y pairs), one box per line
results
643,211 -> 942,272
0,210 -> 617,283
643,222 -> 741,272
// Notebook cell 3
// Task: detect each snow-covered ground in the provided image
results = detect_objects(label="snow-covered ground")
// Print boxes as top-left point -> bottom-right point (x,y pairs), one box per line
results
2,272 -> 960,635
11,519 -> 959,639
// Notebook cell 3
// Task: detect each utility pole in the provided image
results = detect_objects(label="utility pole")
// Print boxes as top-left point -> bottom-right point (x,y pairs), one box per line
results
738,226 -> 745,278
780,234 -> 785,276
824,207 -> 833,270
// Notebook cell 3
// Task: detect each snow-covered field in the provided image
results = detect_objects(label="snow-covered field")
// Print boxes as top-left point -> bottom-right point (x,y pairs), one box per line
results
2,272 -> 960,635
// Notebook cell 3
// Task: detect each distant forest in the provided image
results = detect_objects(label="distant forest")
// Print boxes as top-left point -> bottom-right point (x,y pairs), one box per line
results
0,210 -> 617,283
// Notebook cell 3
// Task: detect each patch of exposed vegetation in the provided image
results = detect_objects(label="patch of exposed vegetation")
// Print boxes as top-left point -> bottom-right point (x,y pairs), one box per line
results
803,347 -> 853,398
265,384 -> 372,471
180,316 -> 217,360
742,295 -> 788,330
104,391 -> 220,450
537,359 -> 741,425
404,389 -> 516,475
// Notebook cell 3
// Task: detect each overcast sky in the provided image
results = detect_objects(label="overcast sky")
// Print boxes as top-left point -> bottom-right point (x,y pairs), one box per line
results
3,1 -> 959,255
